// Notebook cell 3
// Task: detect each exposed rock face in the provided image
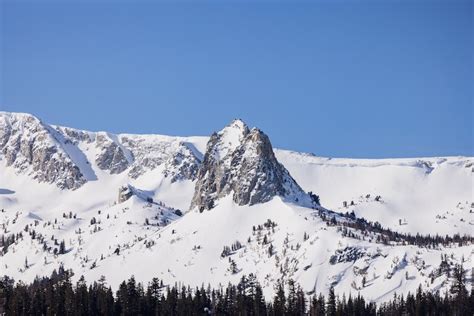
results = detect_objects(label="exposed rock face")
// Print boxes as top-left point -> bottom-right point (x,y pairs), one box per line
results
121,136 -> 202,181
93,133 -> 203,180
190,120 -> 308,211
0,112 -> 86,190
163,142 -> 201,182
118,185 -> 134,203
121,135 -> 167,179
0,113 -> 308,198
95,134 -> 131,174
231,128 -> 306,205
54,126 -> 93,144
117,184 -> 156,204
0,112 -> 203,188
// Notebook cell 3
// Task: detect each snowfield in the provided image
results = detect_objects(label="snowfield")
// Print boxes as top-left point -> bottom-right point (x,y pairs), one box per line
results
0,112 -> 472,304
275,150 -> 473,235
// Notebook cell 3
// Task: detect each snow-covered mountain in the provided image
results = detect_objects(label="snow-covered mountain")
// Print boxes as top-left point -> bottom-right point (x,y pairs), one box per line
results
0,111 -> 472,303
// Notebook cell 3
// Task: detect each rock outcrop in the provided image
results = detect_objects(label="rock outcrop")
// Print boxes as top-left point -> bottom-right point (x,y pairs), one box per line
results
0,112 -> 86,190
95,134 -> 131,174
120,135 -> 202,181
117,185 -> 134,203
163,142 -> 201,182
190,119 -> 309,211
117,184 -> 155,204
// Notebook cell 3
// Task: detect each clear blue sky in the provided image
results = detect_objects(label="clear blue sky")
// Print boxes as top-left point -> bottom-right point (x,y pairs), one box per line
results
1,0 -> 472,158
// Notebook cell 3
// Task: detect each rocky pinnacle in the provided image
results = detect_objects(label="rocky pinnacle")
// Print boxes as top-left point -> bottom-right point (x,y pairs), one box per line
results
190,119 -> 309,211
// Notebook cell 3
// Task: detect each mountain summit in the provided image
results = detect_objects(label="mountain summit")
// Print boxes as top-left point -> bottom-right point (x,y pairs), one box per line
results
0,112 -> 87,189
190,119 -> 309,211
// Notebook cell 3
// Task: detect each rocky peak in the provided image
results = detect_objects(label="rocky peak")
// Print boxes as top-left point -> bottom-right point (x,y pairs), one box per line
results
190,121 -> 310,211
0,112 -> 86,190
209,119 -> 250,162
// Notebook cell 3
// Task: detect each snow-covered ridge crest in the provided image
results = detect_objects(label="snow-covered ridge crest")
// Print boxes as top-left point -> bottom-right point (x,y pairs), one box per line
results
0,111 -> 205,189
190,120 -> 311,211
210,118 -> 249,161
275,149 -> 473,170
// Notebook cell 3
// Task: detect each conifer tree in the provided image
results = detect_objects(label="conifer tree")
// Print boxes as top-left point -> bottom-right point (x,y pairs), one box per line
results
273,281 -> 286,316
327,286 -> 336,316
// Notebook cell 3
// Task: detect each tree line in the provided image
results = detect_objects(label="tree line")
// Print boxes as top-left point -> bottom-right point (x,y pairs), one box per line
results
1,264 -> 473,315
320,210 -> 474,248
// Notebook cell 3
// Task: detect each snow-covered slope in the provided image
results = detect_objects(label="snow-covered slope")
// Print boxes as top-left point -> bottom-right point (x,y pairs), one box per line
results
0,111 -> 472,303
275,150 -> 473,235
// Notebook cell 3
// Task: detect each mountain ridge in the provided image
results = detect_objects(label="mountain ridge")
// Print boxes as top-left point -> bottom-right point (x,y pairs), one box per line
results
0,111 -> 472,303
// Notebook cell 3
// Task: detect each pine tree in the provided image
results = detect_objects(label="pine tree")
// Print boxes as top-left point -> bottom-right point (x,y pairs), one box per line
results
268,243 -> 274,257
286,279 -> 298,315
415,285 -> 426,316
273,281 -> 286,316
125,276 -> 139,315
115,281 -> 128,315
309,293 -> 326,316
229,259 -> 238,274
451,263 -> 469,315
254,283 -> 266,315
327,286 -> 336,316
59,240 -> 66,254
296,285 -> 306,315
73,275 -> 89,316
